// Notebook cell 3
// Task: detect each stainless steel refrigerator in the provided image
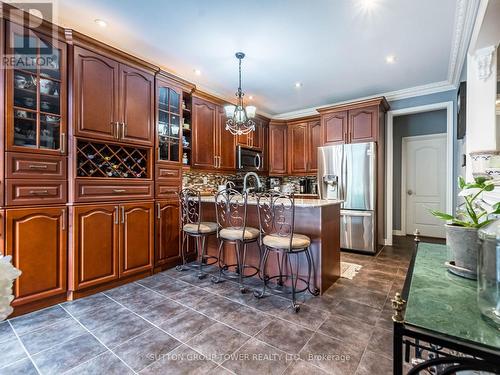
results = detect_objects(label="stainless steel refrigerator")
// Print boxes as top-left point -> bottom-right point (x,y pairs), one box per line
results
318,142 -> 377,253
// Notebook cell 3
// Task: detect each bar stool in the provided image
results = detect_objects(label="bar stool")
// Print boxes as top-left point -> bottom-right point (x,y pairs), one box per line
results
177,188 -> 219,279
254,192 -> 319,312
211,188 -> 261,293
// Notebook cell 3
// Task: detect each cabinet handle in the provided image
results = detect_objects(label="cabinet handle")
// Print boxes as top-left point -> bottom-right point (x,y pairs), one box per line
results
114,206 -> 119,225
29,190 -> 49,195
28,164 -> 48,169
113,189 -> 126,193
60,133 -> 66,154
61,208 -> 66,231
121,206 -> 125,224
157,202 -> 161,219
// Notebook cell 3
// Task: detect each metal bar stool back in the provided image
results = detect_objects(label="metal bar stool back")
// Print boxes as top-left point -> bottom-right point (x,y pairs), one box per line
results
255,192 -> 319,312
212,188 -> 261,292
177,188 -> 218,278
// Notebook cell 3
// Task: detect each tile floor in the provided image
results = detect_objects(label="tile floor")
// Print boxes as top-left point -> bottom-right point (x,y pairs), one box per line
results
0,236 -> 428,375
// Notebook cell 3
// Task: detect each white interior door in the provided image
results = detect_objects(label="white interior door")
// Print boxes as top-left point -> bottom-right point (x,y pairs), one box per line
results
403,134 -> 446,238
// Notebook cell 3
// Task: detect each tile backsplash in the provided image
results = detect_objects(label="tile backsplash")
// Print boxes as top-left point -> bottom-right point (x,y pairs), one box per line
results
183,169 -> 316,194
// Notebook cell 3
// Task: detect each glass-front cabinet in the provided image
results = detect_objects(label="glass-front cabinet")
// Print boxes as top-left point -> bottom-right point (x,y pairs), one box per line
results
156,78 -> 182,163
6,22 -> 67,154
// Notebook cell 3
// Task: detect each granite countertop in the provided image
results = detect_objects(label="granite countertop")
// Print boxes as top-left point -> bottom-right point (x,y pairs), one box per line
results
198,196 -> 343,208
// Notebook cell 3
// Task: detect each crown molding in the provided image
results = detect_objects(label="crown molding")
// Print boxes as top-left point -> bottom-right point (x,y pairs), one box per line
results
447,0 -> 480,86
272,80 -> 456,120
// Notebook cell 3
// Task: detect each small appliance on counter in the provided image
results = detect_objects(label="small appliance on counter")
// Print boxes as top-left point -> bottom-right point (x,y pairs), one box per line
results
267,177 -> 281,192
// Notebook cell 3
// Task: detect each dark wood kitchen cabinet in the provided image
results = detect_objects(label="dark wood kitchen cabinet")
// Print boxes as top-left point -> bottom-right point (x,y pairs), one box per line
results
119,202 -> 154,277
321,111 -> 347,145
237,116 -> 264,151
72,46 -> 154,146
191,95 -> 238,171
191,97 -> 217,169
5,21 -> 67,155
318,97 -> 388,145
69,204 -> 119,291
69,202 -> 153,293
5,207 -> 67,307
288,118 -> 321,175
349,106 -> 378,143
288,122 -> 308,174
155,200 -> 181,270
217,107 -> 236,170
308,119 -> 321,173
268,121 -> 287,175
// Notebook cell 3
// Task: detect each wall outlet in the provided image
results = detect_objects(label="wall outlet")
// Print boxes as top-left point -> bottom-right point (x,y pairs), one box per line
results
203,177 -> 208,184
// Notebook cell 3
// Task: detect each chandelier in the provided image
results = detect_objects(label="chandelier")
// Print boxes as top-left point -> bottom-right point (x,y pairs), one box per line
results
224,52 -> 256,135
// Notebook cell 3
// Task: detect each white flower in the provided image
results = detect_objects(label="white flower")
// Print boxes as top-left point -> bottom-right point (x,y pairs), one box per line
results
0,256 -> 21,321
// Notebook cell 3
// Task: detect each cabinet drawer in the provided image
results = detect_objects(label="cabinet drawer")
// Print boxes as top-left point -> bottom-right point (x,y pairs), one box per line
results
156,183 -> 180,200
6,179 -> 67,206
74,180 -> 154,202
6,153 -> 66,179
156,165 -> 181,181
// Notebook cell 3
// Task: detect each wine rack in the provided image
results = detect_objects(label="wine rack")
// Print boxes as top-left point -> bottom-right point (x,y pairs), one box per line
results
77,140 -> 149,178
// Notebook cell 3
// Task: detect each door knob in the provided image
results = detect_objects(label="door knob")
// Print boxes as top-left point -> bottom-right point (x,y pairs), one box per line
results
407,189 -> 413,196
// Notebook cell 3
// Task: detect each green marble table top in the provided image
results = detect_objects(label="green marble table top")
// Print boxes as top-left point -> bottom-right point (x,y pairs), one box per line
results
404,242 -> 500,350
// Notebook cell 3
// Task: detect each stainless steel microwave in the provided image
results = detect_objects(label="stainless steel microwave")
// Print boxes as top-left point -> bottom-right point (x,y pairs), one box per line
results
237,146 -> 263,171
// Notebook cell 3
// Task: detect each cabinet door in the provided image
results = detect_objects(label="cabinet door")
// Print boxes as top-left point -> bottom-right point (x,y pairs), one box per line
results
349,106 -> 378,143
269,125 -> 287,175
71,204 -> 119,291
155,201 -> 180,267
322,111 -> 347,145
120,64 -> 155,146
217,107 -> 236,170
119,202 -> 154,277
6,22 -> 67,155
5,207 -> 66,306
73,46 -> 120,141
250,119 -> 264,150
288,123 -> 308,174
192,98 -> 217,169
308,120 -> 321,173
156,80 -> 182,164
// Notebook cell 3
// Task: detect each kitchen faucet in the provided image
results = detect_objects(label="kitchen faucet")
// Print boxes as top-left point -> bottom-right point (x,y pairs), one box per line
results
243,172 -> 262,193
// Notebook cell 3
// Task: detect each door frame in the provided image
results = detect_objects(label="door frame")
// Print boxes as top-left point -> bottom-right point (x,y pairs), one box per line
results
400,133 -> 447,236
385,101 -> 453,245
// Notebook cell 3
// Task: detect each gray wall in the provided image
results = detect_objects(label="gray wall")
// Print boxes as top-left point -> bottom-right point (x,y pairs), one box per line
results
392,110 -> 447,231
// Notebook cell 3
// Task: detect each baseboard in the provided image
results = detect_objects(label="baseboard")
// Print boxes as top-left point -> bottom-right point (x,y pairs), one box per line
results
392,230 -> 405,236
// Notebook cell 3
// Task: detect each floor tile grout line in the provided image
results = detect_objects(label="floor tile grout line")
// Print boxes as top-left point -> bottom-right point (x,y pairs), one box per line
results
103,292 -> 224,373
7,320 -> 43,375
59,305 -> 139,375
136,272 -> 326,331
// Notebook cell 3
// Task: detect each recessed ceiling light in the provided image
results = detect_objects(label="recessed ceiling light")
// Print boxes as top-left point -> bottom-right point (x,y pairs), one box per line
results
193,69 -> 201,76
248,95 -> 254,100
361,0 -> 377,10
94,19 -> 108,28
295,82 -> 303,88
385,55 -> 396,64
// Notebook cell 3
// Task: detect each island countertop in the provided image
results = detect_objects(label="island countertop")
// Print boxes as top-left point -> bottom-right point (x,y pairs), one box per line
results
198,196 -> 343,208
196,196 -> 341,294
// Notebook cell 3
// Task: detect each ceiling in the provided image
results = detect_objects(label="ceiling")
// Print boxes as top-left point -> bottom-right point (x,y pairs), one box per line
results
54,0 -> 461,116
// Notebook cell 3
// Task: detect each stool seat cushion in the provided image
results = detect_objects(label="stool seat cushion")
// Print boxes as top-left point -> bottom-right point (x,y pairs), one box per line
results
263,233 -> 311,249
219,226 -> 260,241
183,222 -> 218,234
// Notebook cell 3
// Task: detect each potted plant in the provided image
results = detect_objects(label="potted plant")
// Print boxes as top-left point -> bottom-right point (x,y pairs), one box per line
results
431,176 -> 500,279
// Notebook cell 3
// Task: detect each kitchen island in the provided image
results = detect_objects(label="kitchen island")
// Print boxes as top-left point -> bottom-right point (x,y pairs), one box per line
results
196,197 -> 342,294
